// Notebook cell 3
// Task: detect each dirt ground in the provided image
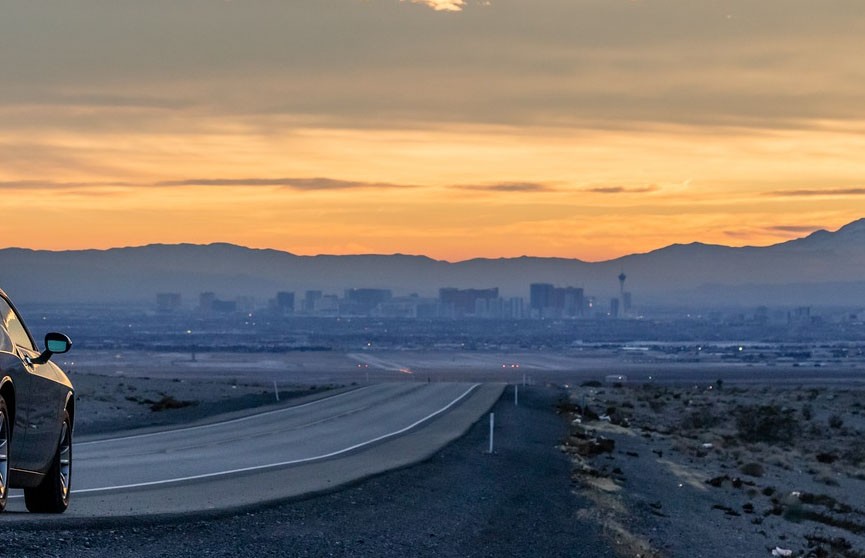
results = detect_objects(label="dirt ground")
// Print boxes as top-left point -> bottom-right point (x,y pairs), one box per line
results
562,380 -> 865,558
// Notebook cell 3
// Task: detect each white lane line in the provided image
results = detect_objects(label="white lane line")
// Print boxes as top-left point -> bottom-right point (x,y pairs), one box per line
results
77,385 -> 377,447
72,383 -> 480,495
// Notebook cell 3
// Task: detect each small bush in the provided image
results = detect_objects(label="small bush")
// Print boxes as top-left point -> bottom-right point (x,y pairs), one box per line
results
735,405 -> 800,443
149,395 -> 197,412
648,399 -> 667,413
842,441 -> 865,466
740,462 -> 765,477
828,414 -> 844,429
680,407 -> 721,430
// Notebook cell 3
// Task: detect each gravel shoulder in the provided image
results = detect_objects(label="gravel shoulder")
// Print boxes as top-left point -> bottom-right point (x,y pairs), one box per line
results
0,385 -> 616,558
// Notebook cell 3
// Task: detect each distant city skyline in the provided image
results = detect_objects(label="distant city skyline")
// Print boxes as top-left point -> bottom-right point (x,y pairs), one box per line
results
2,220 -> 864,309
2,2 -> 865,261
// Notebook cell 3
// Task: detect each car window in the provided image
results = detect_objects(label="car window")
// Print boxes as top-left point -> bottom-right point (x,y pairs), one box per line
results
0,297 -> 35,351
0,325 -> 12,353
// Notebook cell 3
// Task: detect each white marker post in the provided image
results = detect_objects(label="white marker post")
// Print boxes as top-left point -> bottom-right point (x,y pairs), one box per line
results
488,412 -> 495,454
514,384 -> 519,406
273,380 -> 280,402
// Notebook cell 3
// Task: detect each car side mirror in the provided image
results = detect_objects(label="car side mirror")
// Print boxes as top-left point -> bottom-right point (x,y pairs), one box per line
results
29,332 -> 72,365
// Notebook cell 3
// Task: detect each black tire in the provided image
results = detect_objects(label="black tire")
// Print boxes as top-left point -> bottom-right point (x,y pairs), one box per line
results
0,395 -> 9,513
24,409 -> 72,513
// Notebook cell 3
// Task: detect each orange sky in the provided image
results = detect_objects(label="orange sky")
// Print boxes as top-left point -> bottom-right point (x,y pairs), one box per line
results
2,1 -> 864,261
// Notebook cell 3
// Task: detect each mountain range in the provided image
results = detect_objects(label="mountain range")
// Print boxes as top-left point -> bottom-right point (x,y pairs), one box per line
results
1,219 -> 864,309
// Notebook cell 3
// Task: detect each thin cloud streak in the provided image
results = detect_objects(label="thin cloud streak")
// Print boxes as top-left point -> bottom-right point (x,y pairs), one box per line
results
769,188 -> 865,197
768,225 -> 823,233
0,180 -> 136,190
587,185 -> 659,194
454,182 -> 553,193
725,224 -> 825,239
156,178 -> 418,190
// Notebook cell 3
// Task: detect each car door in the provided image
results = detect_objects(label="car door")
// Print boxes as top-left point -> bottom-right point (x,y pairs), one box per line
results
0,297 -> 34,470
0,296 -> 65,473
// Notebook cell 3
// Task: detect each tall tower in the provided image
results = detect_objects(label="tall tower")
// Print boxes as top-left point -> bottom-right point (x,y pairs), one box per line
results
618,271 -> 628,318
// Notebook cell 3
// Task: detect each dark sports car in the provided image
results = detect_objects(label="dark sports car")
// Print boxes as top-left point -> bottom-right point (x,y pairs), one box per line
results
0,288 -> 73,513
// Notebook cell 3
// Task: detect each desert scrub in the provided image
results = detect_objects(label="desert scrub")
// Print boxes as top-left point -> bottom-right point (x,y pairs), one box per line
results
680,407 -> 722,430
843,440 -> 865,466
735,404 -> 800,443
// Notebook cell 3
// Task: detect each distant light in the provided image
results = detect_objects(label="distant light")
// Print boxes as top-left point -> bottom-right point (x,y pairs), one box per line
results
738,346 -> 744,351
186,330 -> 192,334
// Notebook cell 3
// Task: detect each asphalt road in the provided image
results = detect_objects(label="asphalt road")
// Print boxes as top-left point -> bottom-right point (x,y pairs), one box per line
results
0,385 -> 617,557
2,382 -> 504,520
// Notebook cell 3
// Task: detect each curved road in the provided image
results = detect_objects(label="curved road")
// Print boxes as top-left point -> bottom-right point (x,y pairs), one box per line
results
3,382 -> 504,520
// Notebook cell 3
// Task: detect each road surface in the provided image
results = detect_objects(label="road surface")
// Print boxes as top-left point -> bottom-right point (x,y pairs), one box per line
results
2,382 -> 504,521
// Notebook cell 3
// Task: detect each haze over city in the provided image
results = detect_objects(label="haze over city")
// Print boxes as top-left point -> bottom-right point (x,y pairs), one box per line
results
3,1 -> 865,261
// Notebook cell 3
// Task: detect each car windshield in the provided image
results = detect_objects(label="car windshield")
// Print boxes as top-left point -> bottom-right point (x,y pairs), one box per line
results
0,297 -> 34,351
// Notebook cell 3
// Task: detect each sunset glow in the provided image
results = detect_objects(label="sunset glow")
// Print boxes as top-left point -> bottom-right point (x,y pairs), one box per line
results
2,1 -> 864,261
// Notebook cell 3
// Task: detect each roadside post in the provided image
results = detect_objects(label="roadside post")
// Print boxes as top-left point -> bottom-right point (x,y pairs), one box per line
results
488,412 -> 495,453
273,380 -> 280,402
514,384 -> 519,406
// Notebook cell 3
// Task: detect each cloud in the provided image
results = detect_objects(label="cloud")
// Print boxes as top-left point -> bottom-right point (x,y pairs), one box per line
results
156,177 -> 417,190
405,0 -> 466,11
1,177 -> 419,192
768,188 -> 865,197
1,93 -> 191,111
724,225 -> 823,239
587,185 -> 659,194
454,182 -> 553,193
0,180 -> 135,190
766,225 -> 823,233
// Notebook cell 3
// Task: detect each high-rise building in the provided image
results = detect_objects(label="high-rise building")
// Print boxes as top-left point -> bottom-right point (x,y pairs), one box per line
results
531,283 -> 583,318
558,286 -> 584,317
344,288 -> 392,315
156,293 -> 181,313
199,292 -> 216,313
303,290 -> 322,313
530,283 -> 555,313
439,287 -> 499,317
275,291 -> 295,314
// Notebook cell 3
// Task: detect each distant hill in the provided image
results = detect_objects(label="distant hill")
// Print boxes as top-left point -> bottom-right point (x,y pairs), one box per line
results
1,219 -> 864,308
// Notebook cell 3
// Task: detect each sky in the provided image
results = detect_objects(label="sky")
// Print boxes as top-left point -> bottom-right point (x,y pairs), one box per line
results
2,0 -> 864,261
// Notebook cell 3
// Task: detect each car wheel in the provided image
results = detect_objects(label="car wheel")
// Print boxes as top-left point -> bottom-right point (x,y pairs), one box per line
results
0,395 -> 9,512
24,409 -> 72,513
